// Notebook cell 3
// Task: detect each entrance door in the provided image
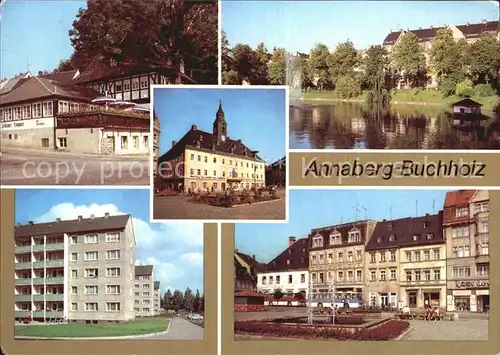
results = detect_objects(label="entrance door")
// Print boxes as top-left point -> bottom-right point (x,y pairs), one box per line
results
221,182 -> 226,191
408,292 -> 417,308
380,293 -> 388,307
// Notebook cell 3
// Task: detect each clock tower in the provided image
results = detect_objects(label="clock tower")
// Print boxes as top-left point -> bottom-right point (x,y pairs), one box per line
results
213,100 -> 227,142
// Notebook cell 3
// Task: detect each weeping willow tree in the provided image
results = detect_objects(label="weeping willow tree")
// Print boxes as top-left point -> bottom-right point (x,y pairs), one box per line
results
366,67 -> 391,109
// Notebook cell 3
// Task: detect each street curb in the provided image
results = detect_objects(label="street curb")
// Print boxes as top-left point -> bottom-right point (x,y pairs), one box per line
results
15,319 -> 172,340
1,149 -> 149,161
231,198 -> 282,208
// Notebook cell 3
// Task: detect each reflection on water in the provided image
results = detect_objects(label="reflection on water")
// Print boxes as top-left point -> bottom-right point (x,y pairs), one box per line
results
289,102 -> 500,149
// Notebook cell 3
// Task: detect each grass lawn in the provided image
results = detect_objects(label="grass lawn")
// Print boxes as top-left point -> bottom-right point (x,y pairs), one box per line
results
15,317 -> 170,338
302,89 -> 497,112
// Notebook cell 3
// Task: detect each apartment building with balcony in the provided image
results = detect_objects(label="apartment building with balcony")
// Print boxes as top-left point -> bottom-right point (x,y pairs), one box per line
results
309,220 -> 377,301
398,212 -> 446,309
443,190 -> 490,312
257,237 -> 310,298
134,265 -> 156,317
14,213 -> 136,323
153,281 -> 161,314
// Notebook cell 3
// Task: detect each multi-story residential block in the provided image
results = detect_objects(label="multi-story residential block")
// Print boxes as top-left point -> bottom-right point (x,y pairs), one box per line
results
153,281 -> 161,315
156,102 -> 266,192
14,213 -> 136,323
364,219 -> 402,308
443,190 -> 490,312
134,265 -> 155,317
398,212 -> 446,309
257,237 -> 310,298
309,220 -> 377,301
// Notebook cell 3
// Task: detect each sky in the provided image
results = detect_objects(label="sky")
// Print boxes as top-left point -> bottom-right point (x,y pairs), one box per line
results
222,1 -> 500,52
14,189 -> 204,295
154,88 -> 287,164
1,0 -> 86,78
235,189 -> 452,263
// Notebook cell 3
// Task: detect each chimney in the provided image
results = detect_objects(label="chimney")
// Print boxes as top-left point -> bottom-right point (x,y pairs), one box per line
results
191,124 -> 197,131
38,71 -> 43,76
289,236 -> 296,246
78,215 -> 82,221
237,139 -> 242,144
466,21 -> 470,25
430,25 -> 433,29
252,255 -> 256,260
28,221 -> 34,226
172,140 -> 177,147
382,219 -> 386,222
481,18 -> 487,24
105,212 -> 110,218
425,213 -> 430,217
56,218 -> 61,223
90,214 -> 95,219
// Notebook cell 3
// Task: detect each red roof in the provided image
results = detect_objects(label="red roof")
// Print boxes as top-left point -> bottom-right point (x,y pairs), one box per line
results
443,190 -> 477,207
234,291 -> 264,297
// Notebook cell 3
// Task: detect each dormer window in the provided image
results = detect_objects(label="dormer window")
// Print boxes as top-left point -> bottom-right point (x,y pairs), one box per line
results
329,232 -> 341,245
422,221 -> 430,228
286,260 -> 290,265
312,235 -> 323,248
211,143 -> 216,150
455,207 -> 468,218
196,141 -> 201,148
348,228 -> 361,243
377,237 -> 382,243
388,223 -> 393,231
426,233 -> 433,240
389,235 -> 395,242
413,235 -> 419,241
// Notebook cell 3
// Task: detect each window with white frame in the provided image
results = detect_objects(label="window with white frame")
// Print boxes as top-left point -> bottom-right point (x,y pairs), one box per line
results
433,269 -> 440,280
329,233 -> 341,245
370,253 -> 375,263
318,254 -> 324,264
379,251 -> 386,262
405,251 -> 411,261
347,250 -> 353,262
84,286 -> 98,295
370,270 -> 376,281
390,269 -> 396,280
452,266 -> 471,277
132,77 -> 139,90
474,202 -> 489,213
369,293 -> 376,306
406,271 -> 412,281
0,109 -> 3,121
143,283 -> 150,288
143,308 -> 150,312
356,250 -> 362,261
85,235 -> 98,244
338,251 -> 343,263
106,302 -> 120,311
71,270 -> 77,278
348,230 -> 361,243
42,101 -> 53,116
71,253 -> 78,261
121,135 -> 128,149
433,249 -> 440,260
142,299 -> 150,304
424,270 -> 431,280
106,233 -> 120,242
143,291 -> 150,296
14,106 -> 22,119
71,286 -> 77,295
70,236 -> 77,244
312,235 -> 323,247
33,103 -> 42,117
356,270 -> 362,281
453,226 -> 469,238
476,265 -> 489,276
85,268 -> 98,277
84,251 -> 98,261
106,250 -> 120,260
58,101 -> 69,114
71,303 -> 78,311
479,242 -> 489,255
22,105 -> 31,119
133,135 -> 139,149
380,269 -> 386,281
390,251 -> 396,261
106,267 -> 121,277
480,221 -> 489,233
455,207 -> 468,218
106,285 -> 120,294
69,103 -> 79,112
85,302 -> 98,311
424,250 -> 430,260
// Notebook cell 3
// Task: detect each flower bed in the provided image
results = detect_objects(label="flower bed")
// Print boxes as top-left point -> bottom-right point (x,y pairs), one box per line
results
234,319 -> 409,340
156,189 -> 180,197
188,193 -> 279,208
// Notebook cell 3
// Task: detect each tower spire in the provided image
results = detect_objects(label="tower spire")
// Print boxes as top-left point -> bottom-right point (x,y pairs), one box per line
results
213,100 -> 227,140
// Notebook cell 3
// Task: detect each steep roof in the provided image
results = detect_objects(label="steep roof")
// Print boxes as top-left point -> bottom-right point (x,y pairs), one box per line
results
0,76 -> 100,106
450,98 -> 483,107
365,212 -> 444,251
383,26 -> 445,45
444,190 -> 477,207
236,251 -> 265,273
158,125 -> 265,163
135,265 -> 154,276
234,255 -> 255,287
39,70 -> 80,85
456,20 -> 499,38
310,220 -> 375,250
15,214 -> 130,238
269,157 -> 286,169
264,237 -> 309,273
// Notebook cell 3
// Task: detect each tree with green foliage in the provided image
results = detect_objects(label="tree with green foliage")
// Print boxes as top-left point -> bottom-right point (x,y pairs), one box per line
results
334,75 -> 362,99
366,66 -> 392,108
307,43 -> 332,90
162,289 -> 173,310
183,287 -> 194,312
455,78 -> 474,97
493,99 -> 500,119
390,32 -> 427,88
468,35 -> 500,88
200,294 -> 205,312
267,47 -> 286,84
429,29 -> 469,84
361,45 -> 390,89
172,289 -> 184,311
229,44 -> 260,84
67,0 -> 217,82
327,40 -> 359,85
253,42 -> 271,85
193,289 -> 201,313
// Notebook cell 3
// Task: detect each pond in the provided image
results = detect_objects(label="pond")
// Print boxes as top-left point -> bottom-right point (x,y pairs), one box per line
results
289,102 -> 500,150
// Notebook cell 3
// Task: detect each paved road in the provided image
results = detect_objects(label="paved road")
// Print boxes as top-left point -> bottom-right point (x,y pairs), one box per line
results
1,151 -> 149,186
142,316 -> 203,340
401,319 -> 488,341
153,189 -> 286,220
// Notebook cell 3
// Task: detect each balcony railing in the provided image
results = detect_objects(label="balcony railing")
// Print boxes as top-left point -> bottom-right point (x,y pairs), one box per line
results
33,294 -> 45,302
45,243 -> 64,251
14,278 -> 32,285
46,260 -> 64,268
14,262 -> 32,270
32,261 -> 45,268
45,277 -> 64,284
474,211 -> 489,221
400,279 -> 442,285
15,311 -> 30,318
14,245 -> 31,253
46,294 -> 64,301
15,295 -> 32,302
32,244 -> 45,252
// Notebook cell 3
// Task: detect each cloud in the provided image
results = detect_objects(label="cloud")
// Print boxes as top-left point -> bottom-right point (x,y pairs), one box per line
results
33,203 -> 204,294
